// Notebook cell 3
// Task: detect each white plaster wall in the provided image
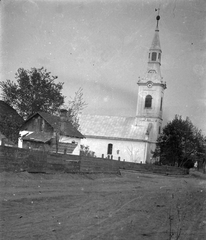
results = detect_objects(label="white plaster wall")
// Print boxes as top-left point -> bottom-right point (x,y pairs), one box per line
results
59,136 -> 81,155
136,85 -> 165,119
81,138 -> 147,163
149,119 -> 162,143
18,131 -> 82,155
18,131 -> 33,148
146,142 -> 156,163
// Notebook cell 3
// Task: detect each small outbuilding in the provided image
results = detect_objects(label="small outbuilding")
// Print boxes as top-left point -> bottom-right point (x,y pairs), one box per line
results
18,110 -> 84,155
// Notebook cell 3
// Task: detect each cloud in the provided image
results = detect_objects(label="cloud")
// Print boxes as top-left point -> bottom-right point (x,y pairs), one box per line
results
37,57 -> 51,66
21,0 -> 39,18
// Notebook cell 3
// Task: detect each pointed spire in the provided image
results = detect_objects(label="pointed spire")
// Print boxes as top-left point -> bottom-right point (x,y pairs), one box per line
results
144,10 -> 163,81
150,12 -> 161,51
138,10 -> 165,84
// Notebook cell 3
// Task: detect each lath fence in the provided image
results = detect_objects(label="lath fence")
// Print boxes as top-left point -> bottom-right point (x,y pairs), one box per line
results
0,146 -> 188,175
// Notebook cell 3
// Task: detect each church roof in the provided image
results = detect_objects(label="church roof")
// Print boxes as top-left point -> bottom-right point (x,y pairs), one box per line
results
79,115 -> 150,141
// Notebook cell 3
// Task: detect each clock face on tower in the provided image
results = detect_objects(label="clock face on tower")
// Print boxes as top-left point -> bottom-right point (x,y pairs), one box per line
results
147,81 -> 153,88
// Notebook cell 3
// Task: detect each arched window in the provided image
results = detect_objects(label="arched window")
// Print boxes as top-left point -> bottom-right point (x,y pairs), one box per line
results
107,143 -> 113,155
145,95 -> 152,108
151,52 -> 157,61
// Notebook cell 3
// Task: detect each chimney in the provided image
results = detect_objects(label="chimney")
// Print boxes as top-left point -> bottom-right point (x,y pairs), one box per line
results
60,109 -> 68,133
60,109 -> 68,122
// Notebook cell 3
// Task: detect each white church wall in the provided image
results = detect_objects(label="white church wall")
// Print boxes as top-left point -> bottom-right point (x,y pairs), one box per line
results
149,120 -> 162,143
136,85 -> 164,120
146,142 -> 157,163
81,137 -> 147,163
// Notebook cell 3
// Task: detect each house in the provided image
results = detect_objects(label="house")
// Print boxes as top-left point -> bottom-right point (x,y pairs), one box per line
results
18,109 -> 84,155
79,14 -> 166,164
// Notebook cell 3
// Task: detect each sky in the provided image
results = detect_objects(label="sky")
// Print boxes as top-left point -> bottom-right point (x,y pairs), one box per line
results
1,0 -> 206,135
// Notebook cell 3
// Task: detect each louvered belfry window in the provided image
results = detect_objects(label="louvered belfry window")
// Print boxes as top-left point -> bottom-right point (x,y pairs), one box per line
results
151,52 -> 157,61
145,95 -> 152,108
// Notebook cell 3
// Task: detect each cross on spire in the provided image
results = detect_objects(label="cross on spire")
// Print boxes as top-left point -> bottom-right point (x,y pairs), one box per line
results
155,8 -> 160,29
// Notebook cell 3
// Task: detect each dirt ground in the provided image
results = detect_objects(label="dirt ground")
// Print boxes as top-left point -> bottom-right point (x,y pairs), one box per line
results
0,169 -> 206,240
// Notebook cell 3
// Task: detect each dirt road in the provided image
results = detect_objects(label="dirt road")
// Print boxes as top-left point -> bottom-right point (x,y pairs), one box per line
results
0,170 -> 206,240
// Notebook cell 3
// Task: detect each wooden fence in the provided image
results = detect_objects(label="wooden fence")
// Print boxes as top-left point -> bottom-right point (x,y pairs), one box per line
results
0,146 -> 188,175
0,146 -> 119,174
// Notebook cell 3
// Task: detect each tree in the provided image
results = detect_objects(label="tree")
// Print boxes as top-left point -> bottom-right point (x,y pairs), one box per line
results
0,67 -> 65,119
0,100 -> 24,144
80,145 -> 95,157
64,87 -> 87,129
0,114 -> 22,144
155,115 -> 205,169
1,67 -> 87,134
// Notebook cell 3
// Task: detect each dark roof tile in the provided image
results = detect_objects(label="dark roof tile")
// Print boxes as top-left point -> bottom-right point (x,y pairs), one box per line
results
0,100 -> 24,124
25,112 -> 84,139
22,132 -> 53,143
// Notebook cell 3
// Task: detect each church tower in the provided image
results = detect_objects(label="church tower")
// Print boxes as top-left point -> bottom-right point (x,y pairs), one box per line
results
136,13 -> 166,143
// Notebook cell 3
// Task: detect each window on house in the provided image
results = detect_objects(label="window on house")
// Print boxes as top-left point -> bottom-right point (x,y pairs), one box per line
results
149,53 -> 150,59
160,97 -> 163,111
107,143 -> 113,155
151,52 -> 157,61
145,95 -> 152,108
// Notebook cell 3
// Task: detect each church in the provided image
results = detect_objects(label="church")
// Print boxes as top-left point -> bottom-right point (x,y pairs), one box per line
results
79,14 -> 166,164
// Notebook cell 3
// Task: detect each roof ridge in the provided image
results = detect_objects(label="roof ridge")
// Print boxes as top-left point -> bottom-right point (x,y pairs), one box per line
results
24,111 -> 84,139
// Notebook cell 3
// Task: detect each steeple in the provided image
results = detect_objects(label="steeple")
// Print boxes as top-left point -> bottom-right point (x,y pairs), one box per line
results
135,10 -> 167,163
150,15 -> 161,51
137,11 -> 166,86
146,13 -> 162,79
136,11 -> 166,121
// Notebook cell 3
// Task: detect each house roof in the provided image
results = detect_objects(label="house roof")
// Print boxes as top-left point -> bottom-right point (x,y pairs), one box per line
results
79,115 -> 150,141
23,132 -> 53,143
24,112 -> 84,139
0,100 -> 24,124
